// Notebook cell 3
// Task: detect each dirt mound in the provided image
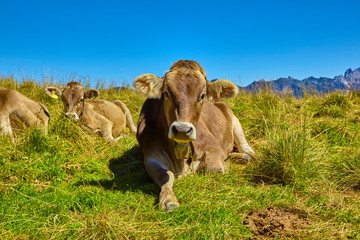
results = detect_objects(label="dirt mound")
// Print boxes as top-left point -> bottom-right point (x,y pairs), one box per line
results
243,207 -> 310,239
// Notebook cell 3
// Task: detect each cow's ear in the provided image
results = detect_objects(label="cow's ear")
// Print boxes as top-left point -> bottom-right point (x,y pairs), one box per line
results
207,79 -> 239,100
84,89 -> 100,100
134,74 -> 163,98
45,87 -> 62,99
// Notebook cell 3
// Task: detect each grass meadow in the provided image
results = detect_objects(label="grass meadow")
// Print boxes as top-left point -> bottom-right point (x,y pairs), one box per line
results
0,75 -> 360,239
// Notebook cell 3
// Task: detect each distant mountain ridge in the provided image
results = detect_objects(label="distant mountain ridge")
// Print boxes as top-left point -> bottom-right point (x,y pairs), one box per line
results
243,67 -> 360,97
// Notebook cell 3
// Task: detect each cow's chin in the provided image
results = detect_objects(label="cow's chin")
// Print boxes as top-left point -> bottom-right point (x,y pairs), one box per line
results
172,138 -> 191,144
173,141 -> 190,160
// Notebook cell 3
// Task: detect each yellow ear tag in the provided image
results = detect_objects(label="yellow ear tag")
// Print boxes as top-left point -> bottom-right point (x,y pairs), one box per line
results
90,96 -> 95,100
51,93 -> 59,99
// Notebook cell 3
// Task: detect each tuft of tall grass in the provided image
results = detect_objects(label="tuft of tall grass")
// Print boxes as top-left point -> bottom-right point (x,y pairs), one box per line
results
247,116 -> 327,187
330,150 -> 360,190
313,91 -> 352,118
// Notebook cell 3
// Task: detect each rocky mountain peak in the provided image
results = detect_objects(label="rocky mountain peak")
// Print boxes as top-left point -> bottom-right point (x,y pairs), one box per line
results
244,66 -> 360,97
344,68 -> 353,78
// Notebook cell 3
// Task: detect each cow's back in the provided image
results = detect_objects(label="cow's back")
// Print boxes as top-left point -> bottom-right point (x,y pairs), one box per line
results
0,87 -> 37,114
85,99 -> 127,136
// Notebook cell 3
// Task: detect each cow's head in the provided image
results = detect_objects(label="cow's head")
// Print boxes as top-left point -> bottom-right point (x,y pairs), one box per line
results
45,82 -> 99,120
134,60 -> 238,144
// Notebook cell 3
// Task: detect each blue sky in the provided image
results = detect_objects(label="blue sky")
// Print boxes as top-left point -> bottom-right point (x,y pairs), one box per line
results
0,0 -> 359,87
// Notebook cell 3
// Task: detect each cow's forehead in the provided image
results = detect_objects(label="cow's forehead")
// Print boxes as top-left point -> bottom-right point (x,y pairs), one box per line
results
164,60 -> 207,88
63,84 -> 84,95
168,60 -> 206,75
62,84 -> 85,101
165,69 -> 207,92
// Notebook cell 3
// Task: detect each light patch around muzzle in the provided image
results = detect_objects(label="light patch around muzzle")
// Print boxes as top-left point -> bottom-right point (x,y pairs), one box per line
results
168,121 -> 196,143
66,112 -> 79,120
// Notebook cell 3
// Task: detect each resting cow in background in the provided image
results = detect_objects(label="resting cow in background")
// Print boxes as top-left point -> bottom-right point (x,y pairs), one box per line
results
0,87 -> 50,142
134,60 -> 255,212
45,82 -> 136,142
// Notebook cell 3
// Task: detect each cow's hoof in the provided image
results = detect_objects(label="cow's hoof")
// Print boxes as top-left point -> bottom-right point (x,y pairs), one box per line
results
244,147 -> 256,160
114,136 -> 123,141
228,152 -> 251,164
166,203 -> 179,212
242,153 -> 251,162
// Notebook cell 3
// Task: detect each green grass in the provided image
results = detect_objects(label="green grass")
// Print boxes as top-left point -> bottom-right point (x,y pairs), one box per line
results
1,76 -> 360,239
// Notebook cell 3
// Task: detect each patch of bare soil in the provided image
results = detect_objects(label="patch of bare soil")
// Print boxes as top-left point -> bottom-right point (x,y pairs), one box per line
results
243,207 -> 310,239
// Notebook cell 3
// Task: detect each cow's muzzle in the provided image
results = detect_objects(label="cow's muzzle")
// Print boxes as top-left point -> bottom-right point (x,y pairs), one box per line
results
168,121 -> 196,143
65,112 -> 80,120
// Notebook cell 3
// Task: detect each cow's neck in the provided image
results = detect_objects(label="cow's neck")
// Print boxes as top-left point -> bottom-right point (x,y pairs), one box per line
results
78,99 -> 86,122
173,141 -> 191,160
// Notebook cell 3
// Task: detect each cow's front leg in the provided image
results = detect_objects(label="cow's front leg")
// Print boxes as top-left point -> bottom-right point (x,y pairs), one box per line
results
90,116 -> 114,142
25,111 -> 48,135
0,115 -> 14,142
144,156 -> 179,212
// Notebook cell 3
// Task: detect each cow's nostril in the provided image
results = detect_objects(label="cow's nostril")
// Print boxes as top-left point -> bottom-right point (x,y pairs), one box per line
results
173,126 -> 179,135
186,128 -> 193,135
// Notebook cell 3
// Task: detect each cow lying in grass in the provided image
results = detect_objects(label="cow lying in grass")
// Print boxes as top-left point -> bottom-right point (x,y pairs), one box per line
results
134,60 -> 255,212
0,87 -> 49,142
45,82 -> 136,141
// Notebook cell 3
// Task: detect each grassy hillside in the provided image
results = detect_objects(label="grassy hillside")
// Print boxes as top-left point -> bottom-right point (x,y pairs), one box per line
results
0,75 -> 359,239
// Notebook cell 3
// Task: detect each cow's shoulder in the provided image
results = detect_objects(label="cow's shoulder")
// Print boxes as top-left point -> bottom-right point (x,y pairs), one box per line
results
139,98 -> 162,121
138,98 -> 162,133
86,99 -> 108,105
137,98 -> 165,148
85,99 -> 116,111
0,88 -> 12,105
0,88 -> 22,99
0,88 -> 35,108
201,101 -> 234,123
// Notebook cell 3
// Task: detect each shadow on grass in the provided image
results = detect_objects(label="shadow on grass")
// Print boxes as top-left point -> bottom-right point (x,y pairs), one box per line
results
76,146 -> 158,197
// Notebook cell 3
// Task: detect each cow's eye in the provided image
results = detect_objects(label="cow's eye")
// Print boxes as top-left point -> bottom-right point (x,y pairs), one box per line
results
198,93 -> 206,102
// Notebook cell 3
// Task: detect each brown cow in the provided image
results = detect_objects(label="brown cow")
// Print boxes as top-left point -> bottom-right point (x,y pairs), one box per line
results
45,82 -> 136,141
134,60 -> 255,212
0,87 -> 50,142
